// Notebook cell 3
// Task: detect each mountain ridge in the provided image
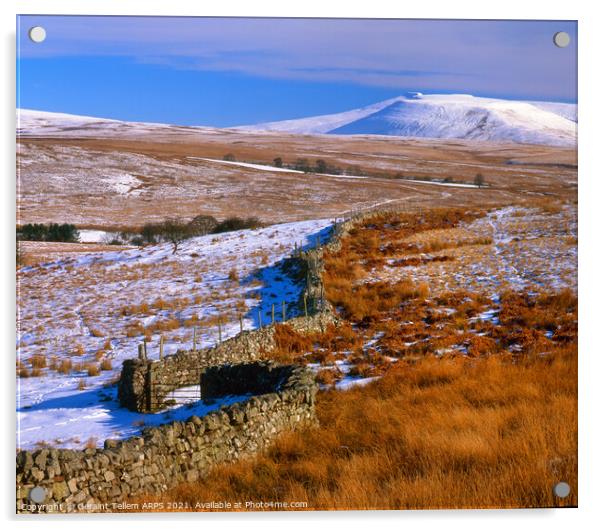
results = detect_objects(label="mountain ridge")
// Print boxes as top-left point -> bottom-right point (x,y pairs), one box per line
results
238,93 -> 577,146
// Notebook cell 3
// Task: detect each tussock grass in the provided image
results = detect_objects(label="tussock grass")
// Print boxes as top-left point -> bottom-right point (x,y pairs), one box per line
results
57,359 -> 73,374
131,347 -> 576,510
100,358 -> 113,371
86,363 -> 100,377
29,354 -> 47,369
90,328 -> 105,338
228,268 -> 239,282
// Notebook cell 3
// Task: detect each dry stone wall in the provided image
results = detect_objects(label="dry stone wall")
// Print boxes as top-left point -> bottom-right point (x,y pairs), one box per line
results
17,362 -> 317,513
16,214 -> 365,513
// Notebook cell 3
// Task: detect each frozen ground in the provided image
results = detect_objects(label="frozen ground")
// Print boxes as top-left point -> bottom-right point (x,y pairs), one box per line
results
17,218 -> 333,450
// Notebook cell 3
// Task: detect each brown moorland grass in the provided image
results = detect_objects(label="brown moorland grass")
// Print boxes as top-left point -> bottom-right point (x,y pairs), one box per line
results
29,354 -> 47,369
125,206 -> 576,511
100,358 -> 113,371
129,347 -> 576,511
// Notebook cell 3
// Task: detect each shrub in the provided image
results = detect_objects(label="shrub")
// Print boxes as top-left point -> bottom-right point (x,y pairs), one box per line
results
294,158 -> 311,172
213,217 -> 263,233
87,364 -> 100,376
77,379 -> 86,391
130,236 -> 145,246
18,368 -> 30,378
17,223 -> 79,242
223,153 -> 236,161
141,219 -> 192,250
272,324 -> 313,362
140,223 -> 160,244
188,215 -> 218,236
315,159 -> 328,174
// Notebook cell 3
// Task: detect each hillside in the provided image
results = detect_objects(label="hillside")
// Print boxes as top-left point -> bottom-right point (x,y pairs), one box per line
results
239,93 -> 577,146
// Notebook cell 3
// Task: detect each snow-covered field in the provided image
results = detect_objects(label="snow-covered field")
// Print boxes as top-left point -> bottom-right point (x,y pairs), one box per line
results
17,219 -> 333,450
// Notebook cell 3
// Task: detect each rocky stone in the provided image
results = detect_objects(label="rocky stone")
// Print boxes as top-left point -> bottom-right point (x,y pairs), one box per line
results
52,481 -> 69,501
67,477 -> 78,494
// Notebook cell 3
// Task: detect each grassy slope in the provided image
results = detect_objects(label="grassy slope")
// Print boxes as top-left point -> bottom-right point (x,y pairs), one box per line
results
130,206 -> 577,510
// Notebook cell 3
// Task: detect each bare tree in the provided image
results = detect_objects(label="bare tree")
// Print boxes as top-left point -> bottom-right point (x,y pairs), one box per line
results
162,218 -> 190,254
474,173 -> 485,188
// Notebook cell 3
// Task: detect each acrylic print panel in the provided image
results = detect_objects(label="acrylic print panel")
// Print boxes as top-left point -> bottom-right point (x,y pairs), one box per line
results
16,16 -> 577,513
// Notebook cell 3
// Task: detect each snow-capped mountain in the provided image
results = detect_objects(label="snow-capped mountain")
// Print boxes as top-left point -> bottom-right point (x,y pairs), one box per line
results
239,93 -> 577,146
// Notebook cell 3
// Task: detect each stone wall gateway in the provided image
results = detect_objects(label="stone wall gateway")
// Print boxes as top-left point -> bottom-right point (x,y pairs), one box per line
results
16,362 -> 318,513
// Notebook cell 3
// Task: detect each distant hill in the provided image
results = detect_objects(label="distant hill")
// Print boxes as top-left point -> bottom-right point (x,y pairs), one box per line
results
237,93 -> 577,146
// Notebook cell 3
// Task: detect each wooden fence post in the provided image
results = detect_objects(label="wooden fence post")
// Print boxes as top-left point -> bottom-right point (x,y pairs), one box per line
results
218,319 -> 222,343
138,343 -> 144,360
282,300 -> 286,322
271,304 -> 275,324
239,315 -> 243,333
159,335 -> 164,360
303,293 -> 308,318
193,327 -> 197,352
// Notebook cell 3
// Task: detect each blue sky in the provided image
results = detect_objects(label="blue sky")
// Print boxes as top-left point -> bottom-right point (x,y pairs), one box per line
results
17,16 -> 577,127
